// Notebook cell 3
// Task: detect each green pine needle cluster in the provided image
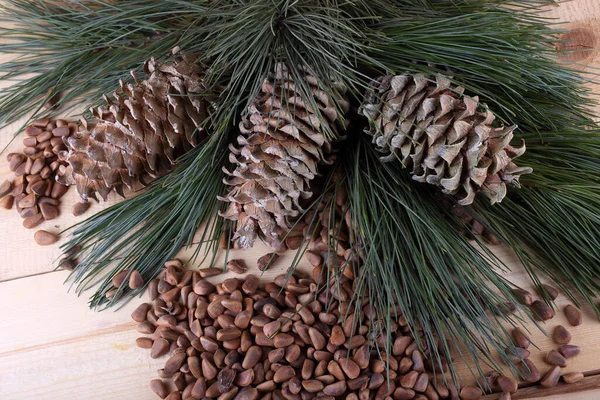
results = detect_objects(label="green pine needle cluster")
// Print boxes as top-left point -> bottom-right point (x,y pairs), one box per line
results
1,0 -> 599,388
0,0 -> 209,135
342,138 -> 541,382
369,6 -> 597,132
470,128 -> 600,313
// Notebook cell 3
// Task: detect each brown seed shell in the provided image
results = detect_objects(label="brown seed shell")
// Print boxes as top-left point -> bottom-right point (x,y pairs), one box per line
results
531,300 -> 555,321
191,377 -> 207,398
559,344 -> 581,359
218,368 -> 237,393
30,180 -> 47,196
540,284 -> 560,300
338,357 -> 360,380
562,371 -> 584,384
553,325 -> 572,344
540,366 -> 561,388
322,380 -> 347,397
112,270 -> 130,288
273,365 -> 295,383
512,327 -> 531,349
19,193 -> 36,209
150,379 -> 168,399
519,358 -> 541,383
39,202 -> 58,220
0,180 -> 13,198
460,386 -> 483,400
151,338 -> 170,359
136,337 -> 154,349
545,349 -> 567,367
199,267 -> 222,278
0,195 -> 14,209
72,201 -> 91,216
34,230 -> 59,246
25,126 -> 42,136
496,375 -> 518,394
257,252 -> 279,271
129,270 -> 144,289
227,259 -> 248,274
564,305 -> 583,326
52,126 -> 70,137
131,303 -> 151,323
50,182 -> 69,199
164,353 -> 186,375
194,279 -> 216,295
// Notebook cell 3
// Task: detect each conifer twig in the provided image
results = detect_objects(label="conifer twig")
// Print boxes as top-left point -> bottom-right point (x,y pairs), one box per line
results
62,133 -> 229,310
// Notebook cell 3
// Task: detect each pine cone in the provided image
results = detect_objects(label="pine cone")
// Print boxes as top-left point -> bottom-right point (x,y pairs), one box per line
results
360,73 -> 532,205
57,50 -> 211,201
219,64 -> 349,249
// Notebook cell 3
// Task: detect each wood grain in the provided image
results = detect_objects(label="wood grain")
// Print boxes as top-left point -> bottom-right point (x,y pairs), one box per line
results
1,1 -> 600,399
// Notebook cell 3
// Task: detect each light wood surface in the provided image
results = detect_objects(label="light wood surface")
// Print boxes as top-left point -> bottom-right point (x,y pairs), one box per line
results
1,1 -> 600,399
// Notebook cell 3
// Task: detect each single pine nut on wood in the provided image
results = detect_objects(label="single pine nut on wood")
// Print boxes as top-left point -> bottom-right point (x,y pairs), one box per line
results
559,344 -> 581,359
512,327 -> 531,349
553,325 -> 572,344
562,371 -> 584,384
257,252 -> 279,271
531,300 -> 555,320
198,267 -> 222,278
545,349 -> 567,367
226,259 -> 248,274
0,179 -> 12,198
460,386 -> 483,400
150,379 -> 168,399
72,201 -> 91,216
136,337 -> 154,349
540,284 -> 559,300
34,229 -> 59,246
564,304 -> 583,326
540,366 -> 561,388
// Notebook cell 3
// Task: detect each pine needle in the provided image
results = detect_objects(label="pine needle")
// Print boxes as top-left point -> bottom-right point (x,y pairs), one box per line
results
368,3 -> 597,132
0,0 -> 210,132
195,0 -> 379,138
471,127 -> 600,314
61,133 -> 229,310
343,137 -> 536,383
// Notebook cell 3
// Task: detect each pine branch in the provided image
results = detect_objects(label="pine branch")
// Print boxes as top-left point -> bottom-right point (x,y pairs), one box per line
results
195,0 -> 382,138
368,4 -> 597,132
470,128 -> 600,314
61,133 -> 230,310
342,136 -> 536,383
0,0 -> 209,132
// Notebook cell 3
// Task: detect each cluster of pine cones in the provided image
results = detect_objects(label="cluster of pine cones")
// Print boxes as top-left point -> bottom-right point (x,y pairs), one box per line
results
57,50 -> 531,250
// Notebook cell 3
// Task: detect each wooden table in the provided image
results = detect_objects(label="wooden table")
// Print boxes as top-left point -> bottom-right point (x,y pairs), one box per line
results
2,1 -> 600,399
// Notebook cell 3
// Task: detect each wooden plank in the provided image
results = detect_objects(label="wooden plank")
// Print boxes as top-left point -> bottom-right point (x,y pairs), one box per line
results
0,272 -> 160,399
